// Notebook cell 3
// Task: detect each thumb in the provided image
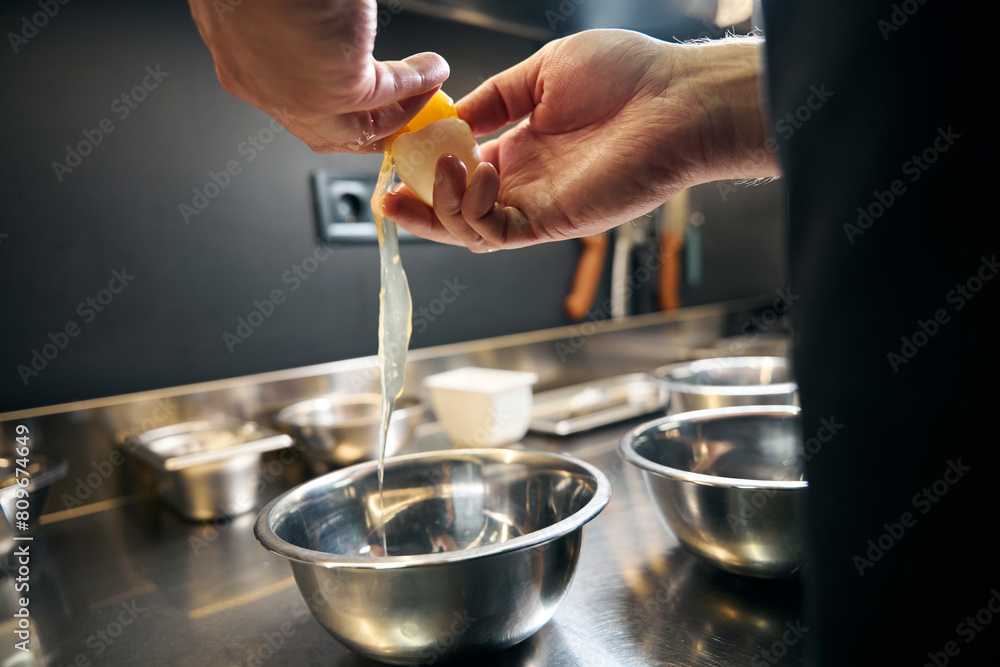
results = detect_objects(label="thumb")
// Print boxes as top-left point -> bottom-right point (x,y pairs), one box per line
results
456,53 -> 543,136
367,52 -> 450,109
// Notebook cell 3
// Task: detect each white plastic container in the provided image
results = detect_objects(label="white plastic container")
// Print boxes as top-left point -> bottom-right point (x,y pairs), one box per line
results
423,367 -> 539,447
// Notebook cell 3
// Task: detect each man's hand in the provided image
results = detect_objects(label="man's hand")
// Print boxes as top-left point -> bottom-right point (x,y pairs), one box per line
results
383,30 -> 778,251
189,0 -> 449,153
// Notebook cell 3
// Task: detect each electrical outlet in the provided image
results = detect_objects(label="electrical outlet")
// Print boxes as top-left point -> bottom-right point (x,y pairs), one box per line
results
313,170 -> 424,243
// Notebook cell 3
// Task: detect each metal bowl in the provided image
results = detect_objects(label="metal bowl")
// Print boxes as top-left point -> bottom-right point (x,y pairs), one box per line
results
274,393 -> 424,471
0,454 -> 69,528
254,448 -> 611,664
619,406 -> 806,578
1,454 -> 68,565
653,356 -> 798,413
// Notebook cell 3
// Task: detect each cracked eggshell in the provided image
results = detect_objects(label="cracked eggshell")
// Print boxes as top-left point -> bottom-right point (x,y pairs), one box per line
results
391,118 -> 481,207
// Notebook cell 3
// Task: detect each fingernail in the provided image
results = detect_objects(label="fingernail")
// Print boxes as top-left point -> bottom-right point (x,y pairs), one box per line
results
435,167 -> 444,186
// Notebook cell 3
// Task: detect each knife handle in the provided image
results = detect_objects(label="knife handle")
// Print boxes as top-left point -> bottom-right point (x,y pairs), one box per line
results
659,232 -> 685,311
565,234 -> 609,321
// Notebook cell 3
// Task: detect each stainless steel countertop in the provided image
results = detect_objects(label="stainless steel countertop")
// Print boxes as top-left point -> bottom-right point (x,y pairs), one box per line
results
2,298 -> 800,665
8,421 -> 803,666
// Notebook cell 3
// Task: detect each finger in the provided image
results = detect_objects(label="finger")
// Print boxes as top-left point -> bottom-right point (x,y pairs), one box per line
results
469,202 -> 538,250
367,53 -> 450,110
461,162 -> 501,230
477,138 -> 501,170
300,52 -> 449,153
474,116 -> 529,166
381,190 -> 466,247
365,86 -> 442,147
456,52 -> 543,136
462,163 -> 543,249
288,86 -> 440,154
432,155 -> 491,252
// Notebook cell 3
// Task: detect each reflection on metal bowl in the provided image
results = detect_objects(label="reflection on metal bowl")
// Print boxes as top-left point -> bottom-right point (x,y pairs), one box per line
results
653,356 -> 798,413
254,448 -> 611,665
0,454 -> 68,529
274,393 -> 424,471
620,405 -> 806,578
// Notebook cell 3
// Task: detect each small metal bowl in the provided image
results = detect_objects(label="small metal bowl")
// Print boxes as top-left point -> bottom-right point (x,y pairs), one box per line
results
653,356 -> 798,413
274,393 -> 424,471
1,455 -> 68,565
620,406 -> 806,578
0,455 -> 68,528
254,448 -> 611,664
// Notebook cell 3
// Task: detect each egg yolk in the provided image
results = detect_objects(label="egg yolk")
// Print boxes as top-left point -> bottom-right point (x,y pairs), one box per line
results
395,90 -> 458,137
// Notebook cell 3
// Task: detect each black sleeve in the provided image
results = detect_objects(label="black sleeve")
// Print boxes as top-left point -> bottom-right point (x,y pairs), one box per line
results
761,0 -> 998,663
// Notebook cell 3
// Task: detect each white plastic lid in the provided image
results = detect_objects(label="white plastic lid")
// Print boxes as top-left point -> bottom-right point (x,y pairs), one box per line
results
423,367 -> 539,394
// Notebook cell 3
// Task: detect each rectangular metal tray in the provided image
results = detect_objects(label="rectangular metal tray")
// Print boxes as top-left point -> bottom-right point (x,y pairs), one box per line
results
530,373 -> 669,436
128,417 -> 292,471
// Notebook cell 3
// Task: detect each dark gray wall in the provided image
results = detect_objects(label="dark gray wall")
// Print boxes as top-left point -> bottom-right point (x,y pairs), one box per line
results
0,0 -> 784,412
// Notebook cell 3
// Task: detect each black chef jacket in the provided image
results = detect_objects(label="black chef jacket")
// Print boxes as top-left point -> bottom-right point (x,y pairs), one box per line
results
761,0 -> 996,664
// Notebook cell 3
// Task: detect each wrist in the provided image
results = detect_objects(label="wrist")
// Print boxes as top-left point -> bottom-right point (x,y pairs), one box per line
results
667,37 -> 780,185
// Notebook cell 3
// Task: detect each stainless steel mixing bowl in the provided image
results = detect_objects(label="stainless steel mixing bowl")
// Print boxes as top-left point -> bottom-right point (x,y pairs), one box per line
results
0,454 -> 68,529
653,356 -> 798,413
254,448 -> 611,664
619,406 -> 806,578
274,393 -> 424,471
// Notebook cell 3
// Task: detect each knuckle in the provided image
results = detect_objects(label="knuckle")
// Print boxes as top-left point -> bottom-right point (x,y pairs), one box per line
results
216,69 -> 241,97
473,236 -> 496,253
307,140 -> 337,154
